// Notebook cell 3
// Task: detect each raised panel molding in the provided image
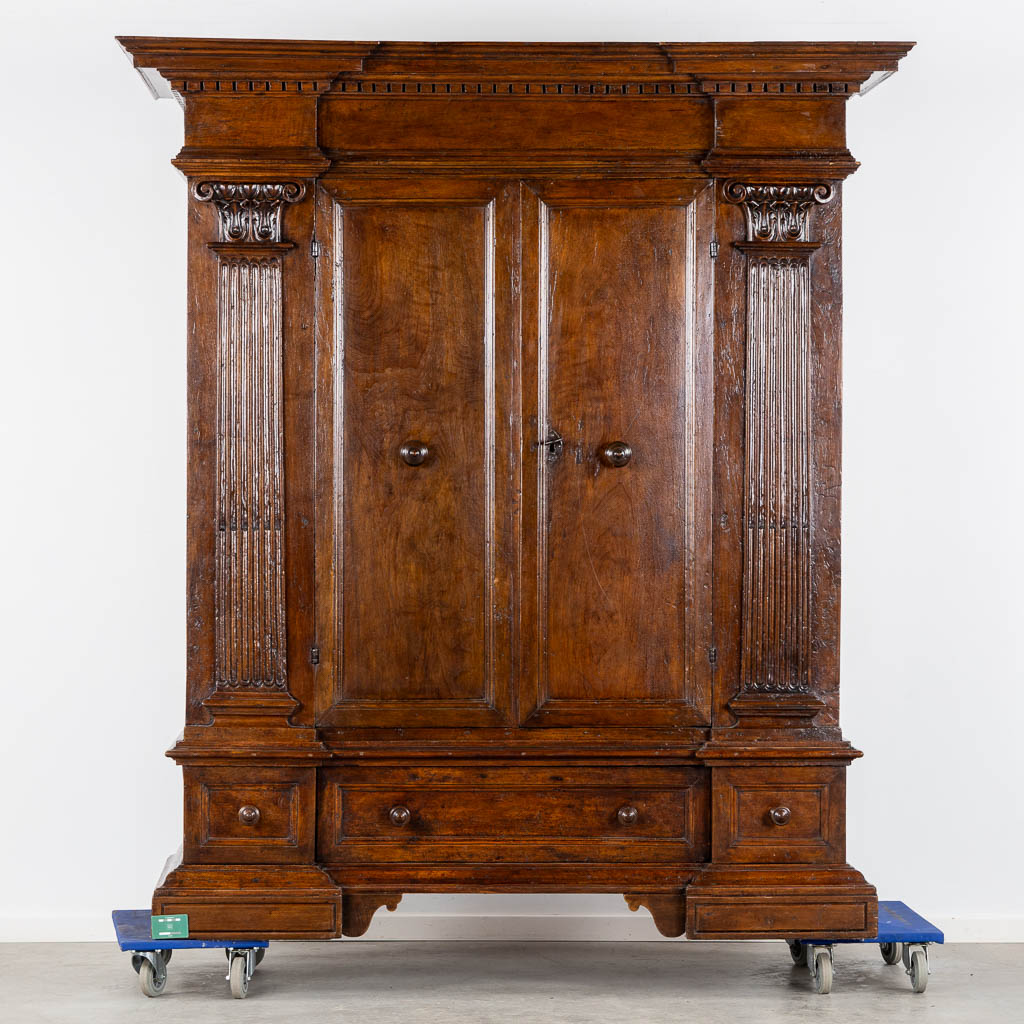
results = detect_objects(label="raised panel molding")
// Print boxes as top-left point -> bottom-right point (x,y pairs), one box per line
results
314,183 -> 514,730
520,181 -> 713,729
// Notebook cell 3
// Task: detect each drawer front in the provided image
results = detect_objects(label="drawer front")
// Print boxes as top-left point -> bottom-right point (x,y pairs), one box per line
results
712,766 -> 844,864
185,767 -> 315,864
318,765 -> 709,864
154,897 -> 339,939
687,897 -> 872,939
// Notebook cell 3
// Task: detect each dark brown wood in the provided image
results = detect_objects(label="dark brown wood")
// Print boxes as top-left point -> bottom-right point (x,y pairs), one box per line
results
388,806 -> 411,827
341,893 -> 403,937
116,37 -> 914,942
312,176 -> 518,731
183,766 -> 316,864
518,178 -> 715,730
238,805 -> 261,826
316,764 -> 710,866
624,893 -> 687,937
711,766 -> 845,864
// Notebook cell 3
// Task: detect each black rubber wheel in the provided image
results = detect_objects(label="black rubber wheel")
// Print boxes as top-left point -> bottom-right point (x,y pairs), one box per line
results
788,940 -> 807,966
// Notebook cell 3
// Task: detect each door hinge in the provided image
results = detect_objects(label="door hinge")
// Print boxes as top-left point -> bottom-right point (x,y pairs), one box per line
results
710,240 -> 720,258
310,238 -> 323,258
708,645 -> 718,666
310,645 -> 320,665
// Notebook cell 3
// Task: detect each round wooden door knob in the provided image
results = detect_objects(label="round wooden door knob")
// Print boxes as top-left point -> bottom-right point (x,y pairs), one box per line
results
600,441 -> 632,467
769,805 -> 791,826
238,805 -> 261,826
399,441 -> 429,466
389,805 -> 411,827
617,804 -> 639,826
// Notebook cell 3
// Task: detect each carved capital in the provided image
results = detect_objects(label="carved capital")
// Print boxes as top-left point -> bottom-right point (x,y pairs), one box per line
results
724,181 -> 834,243
192,181 -> 306,243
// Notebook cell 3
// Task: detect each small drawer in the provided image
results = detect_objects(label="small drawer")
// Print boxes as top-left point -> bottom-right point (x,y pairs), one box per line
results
184,767 -> 315,864
319,765 -> 709,865
712,766 -> 844,864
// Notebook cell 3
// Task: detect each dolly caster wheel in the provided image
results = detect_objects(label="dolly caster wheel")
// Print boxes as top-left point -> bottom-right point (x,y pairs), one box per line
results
132,952 -> 168,998
813,950 -> 833,994
139,959 -> 166,998
908,948 -> 929,993
787,940 -> 807,966
229,954 -> 249,999
880,942 -> 902,965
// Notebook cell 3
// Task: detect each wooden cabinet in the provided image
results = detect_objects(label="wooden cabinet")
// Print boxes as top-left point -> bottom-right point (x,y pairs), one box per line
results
118,37 -> 913,941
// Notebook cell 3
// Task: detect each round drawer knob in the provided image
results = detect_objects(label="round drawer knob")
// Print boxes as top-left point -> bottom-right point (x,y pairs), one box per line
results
389,805 -> 411,827
600,441 -> 632,467
617,804 -> 639,826
399,441 -> 429,466
238,805 -> 260,826
769,805 -> 791,826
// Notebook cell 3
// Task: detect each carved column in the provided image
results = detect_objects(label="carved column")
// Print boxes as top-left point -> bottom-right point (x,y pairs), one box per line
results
725,182 -> 834,721
193,182 -> 305,692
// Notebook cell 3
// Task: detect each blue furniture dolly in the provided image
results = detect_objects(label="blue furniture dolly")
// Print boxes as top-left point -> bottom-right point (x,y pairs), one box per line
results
787,901 -> 944,994
112,910 -> 269,998
114,901 -> 941,999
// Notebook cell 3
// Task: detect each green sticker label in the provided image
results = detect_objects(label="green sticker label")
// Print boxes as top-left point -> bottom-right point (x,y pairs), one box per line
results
151,914 -> 189,939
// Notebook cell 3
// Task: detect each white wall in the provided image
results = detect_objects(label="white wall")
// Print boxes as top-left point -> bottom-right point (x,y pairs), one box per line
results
1,0 -> 1021,942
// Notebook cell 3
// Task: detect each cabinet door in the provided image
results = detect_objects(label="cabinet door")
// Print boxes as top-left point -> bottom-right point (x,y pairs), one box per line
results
314,180 -> 517,728
520,181 -> 714,728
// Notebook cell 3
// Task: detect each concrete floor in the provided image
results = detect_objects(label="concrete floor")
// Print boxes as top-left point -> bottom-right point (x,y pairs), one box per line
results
0,940 -> 1019,1023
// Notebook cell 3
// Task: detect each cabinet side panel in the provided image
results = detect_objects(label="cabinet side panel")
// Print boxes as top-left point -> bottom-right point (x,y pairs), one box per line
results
808,190 -> 843,726
185,197 -> 220,723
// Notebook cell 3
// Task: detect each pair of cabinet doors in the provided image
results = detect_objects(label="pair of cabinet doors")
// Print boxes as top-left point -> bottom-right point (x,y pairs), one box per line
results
311,177 -> 715,732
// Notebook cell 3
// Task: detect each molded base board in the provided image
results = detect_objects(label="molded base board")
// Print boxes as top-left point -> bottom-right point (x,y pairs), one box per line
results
153,862 -> 342,939
685,865 -> 877,939
152,856 -> 874,942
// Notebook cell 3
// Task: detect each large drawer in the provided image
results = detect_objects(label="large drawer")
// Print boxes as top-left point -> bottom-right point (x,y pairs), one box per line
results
711,766 -> 845,864
184,767 -> 315,864
318,765 -> 709,864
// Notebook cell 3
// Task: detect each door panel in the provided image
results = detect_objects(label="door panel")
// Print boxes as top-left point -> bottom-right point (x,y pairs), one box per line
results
315,180 -> 516,728
520,180 -> 713,728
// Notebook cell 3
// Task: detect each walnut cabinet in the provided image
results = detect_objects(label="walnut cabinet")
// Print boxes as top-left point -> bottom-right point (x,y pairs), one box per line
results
117,38 -> 913,940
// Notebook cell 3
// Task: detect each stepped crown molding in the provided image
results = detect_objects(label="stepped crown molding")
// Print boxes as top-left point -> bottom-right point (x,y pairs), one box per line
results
117,38 -> 913,100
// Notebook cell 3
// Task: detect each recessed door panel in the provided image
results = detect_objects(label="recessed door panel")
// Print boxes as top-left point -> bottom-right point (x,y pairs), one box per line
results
521,181 -> 713,728
315,181 -> 516,728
